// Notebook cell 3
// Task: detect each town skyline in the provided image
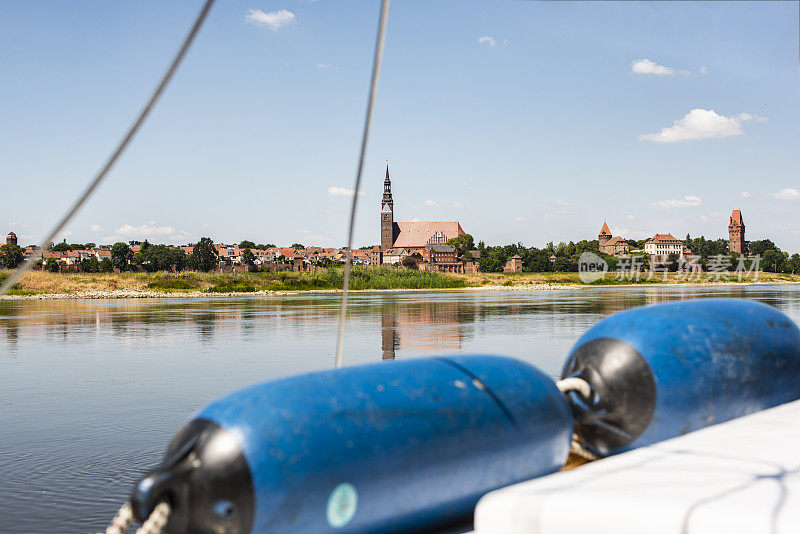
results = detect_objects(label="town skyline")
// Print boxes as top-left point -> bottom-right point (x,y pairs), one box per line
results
2,2 -> 798,250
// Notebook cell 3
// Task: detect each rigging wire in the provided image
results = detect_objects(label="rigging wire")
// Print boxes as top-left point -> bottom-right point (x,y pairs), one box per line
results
0,0 -> 216,297
334,0 -> 391,369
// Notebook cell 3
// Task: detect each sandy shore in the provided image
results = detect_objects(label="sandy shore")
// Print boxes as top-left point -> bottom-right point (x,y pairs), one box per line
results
3,280 -> 798,300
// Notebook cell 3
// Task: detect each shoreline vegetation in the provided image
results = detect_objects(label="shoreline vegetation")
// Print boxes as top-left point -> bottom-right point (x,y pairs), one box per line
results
2,268 -> 800,299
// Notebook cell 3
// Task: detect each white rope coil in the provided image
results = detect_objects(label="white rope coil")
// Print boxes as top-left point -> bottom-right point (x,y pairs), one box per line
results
135,502 -> 171,534
569,435 -> 599,462
556,377 -> 592,398
103,502 -> 134,534
99,501 -> 170,534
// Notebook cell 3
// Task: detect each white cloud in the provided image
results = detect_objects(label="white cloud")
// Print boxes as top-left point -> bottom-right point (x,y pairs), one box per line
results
700,66 -> 708,75
452,201 -> 464,208
90,224 -> 104,233
626,214 -> 636,221
631,58 -> 675,76
424,200 -> 439,207
201,223 -> 211,229
514,216 -> 527,223
639,109 -> 765,144
327,186 -> 363,197
695,211 -> 722,223
411,218 -> 421,222
545,199 -> 574,219
773,188 -> 800,200
741,191 -> 752,198
245,9 -> 295,30
103,223 -> 194,243
316,64 -> 339,70
460,181 -> 469,186
6,222 -> 27,229
649,195 -> 702,209
478,36 -> 496,48
612,227 -> 651,240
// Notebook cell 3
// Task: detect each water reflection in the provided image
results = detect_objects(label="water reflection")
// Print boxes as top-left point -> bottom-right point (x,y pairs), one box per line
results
2,285 -> 800,359
2,285 -> 800,533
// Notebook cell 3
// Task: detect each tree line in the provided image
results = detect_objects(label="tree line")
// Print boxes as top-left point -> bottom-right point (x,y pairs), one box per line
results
445,233 -> 800,274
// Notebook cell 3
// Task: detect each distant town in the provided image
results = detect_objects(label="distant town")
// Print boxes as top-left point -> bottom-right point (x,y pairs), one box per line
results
1,166 -> 798,275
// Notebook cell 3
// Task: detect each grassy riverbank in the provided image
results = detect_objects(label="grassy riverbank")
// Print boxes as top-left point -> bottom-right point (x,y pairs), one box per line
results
1,269 -> 799,297
0,267 -> 468,296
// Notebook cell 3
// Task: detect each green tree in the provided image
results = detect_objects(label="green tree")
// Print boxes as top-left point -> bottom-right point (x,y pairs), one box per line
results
762,249 -> 788,273
189,237 -> 217,272
51,242 -> 70,252
133,244 -> 186,272
553,256 -> 574,272
291,243 -> 305,250
99,257 -> 113,273
80,256 -> 100,273
789,253 -> 800,274
242,248 -> 256,269
45,258 -> 59,272
401,255 -> 418,269
749,239 -> 778,257
666,252 -> 680,272
446,234 -> 475,255
84,242 -> 96,249
239,240 -> 256,249
110,242 -> 133,271
0,244 -> 24,269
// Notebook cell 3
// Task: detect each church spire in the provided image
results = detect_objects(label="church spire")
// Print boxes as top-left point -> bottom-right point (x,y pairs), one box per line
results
382,161 -> 393,207
380,162 -> 395,249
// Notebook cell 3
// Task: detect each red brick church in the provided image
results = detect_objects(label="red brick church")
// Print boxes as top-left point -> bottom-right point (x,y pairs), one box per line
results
380,164 -> 466,271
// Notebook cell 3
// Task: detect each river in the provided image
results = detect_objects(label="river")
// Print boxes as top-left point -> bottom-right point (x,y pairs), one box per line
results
2,285 -> 800,532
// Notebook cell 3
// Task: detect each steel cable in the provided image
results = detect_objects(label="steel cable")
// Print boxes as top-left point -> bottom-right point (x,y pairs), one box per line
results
0,0 -> 216,297
334,0 -> 391,368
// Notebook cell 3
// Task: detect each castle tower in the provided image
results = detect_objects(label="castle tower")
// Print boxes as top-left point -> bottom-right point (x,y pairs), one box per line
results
6,232 -> 17,246
729,210 -> 746,254
380,163 -> 394,249
598,221 -> 611,247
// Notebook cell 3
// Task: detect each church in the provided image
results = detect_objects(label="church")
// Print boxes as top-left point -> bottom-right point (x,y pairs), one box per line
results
380,164 -> 466,267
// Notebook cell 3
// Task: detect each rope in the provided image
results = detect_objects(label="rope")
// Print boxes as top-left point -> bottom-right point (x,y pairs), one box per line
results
0,0 -> 216,298
334,0 -> 391,369
99,501 -> 170,534
103,502 -> 134,534
135,502 -> 171,534
557,378 -> 598,465
556,376 -> 592,398
570,435 -> 599,462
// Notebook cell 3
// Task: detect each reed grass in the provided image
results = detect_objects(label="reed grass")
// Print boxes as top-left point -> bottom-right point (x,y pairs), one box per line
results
1,268 -> 798,296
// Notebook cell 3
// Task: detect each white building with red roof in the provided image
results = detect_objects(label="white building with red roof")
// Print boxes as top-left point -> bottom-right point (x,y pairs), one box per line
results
644,233 -> 684,264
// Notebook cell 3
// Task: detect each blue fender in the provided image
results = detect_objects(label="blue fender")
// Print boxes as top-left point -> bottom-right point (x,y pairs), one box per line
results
562,298 -> 800,456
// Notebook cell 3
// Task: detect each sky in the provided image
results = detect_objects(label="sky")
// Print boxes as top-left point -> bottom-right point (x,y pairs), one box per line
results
1,1 -> 799,251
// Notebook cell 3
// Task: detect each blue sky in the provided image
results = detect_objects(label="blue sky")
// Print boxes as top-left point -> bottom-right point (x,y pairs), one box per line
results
1,1 -> 798,250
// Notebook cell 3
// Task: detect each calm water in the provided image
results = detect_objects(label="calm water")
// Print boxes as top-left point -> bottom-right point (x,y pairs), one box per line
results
2,285 -> 800,533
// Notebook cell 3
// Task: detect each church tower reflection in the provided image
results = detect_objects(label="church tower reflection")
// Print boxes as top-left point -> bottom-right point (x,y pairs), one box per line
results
379,300 -> 468,360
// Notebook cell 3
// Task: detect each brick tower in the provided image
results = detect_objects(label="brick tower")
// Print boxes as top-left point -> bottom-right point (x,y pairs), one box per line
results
598,221 -> 611,248
728,210 -> 746,254
6,232 -> 17,246
380,163 -> 394,249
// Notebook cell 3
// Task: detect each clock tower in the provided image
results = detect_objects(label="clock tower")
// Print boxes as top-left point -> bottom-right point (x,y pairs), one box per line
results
380,163 -> 394,249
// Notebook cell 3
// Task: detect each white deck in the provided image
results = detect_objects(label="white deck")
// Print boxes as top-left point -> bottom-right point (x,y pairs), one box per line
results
473,400 -> 800,534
